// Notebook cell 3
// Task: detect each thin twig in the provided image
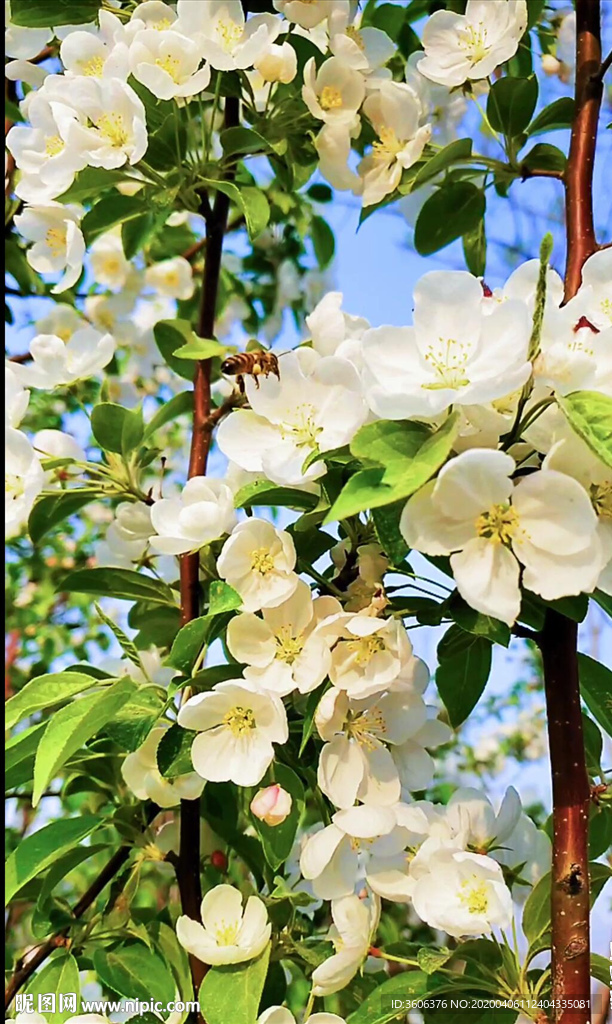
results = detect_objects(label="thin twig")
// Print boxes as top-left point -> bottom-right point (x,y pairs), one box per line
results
592,48 -> 612,82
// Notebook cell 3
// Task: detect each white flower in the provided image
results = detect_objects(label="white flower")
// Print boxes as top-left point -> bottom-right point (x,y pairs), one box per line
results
359,81 -> 431,207
417,0 -> 528,88
227,579 -> 341,696
5,1 -> 53,59
176,0 -> 280,72
366,802 -> 453,902
329,7 -> 395,75
178,680 -> 288,787
314,123 -> 363,196
217,519 -> 298,613
254,40 -> 297,84
260,1011 -> 346,1024
11,328 -> 115,390
32,429 -> 86,484
299,803 -> 409,900
311,892 -> 380,997
494,814 -> 551,897
217,351 -> 367,487
15,203 -> 85,295
176,884 -> 271,966
273,0 -> 344,30
101,646 -> 174,689
302,56 -> 366,126
35,302 -> 85,342
89,230 -> 133,291
129,0 -> 179,33
150,477 -> 236,556
145,257 -> 195,299
404,51 -> 468,144
328,613 -> 418,699
5,427 -> 44,539
60,10 -> 131,79
556,10 -> 576,70
445,786 -> 522,852
400,449 -> 603,625
409,841 -> 513,937
316,683 -> 448,809
130,28 -> 211,99
60,77 -> 148,169
122,723 -> 205,808
5,59 -> 49,89
5,365 -> 30,428
535,295 -> 612,397
361,271 -> 531,419
250,784 -> 292,826
305,291 -> 370,360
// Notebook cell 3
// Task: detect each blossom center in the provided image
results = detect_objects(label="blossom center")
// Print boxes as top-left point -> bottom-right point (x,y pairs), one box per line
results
346,634 -> 386,666
45,226 -> 67,257
283,405 -> 323,450
97,113 -> 129,148
458,877 -> 490,915
274,626 -> 304,664
459,22 -> 490,63
80,55 -> 105,76
156,54 -> 182,82
6,474 -> 24,499
422,337 -> 471,389
372,126 -> 404,160
215,16 -> 243,52
592,482 -> 612,519
223,706 -> 256,736
346,25 -> 365,50
346,707 -> 386,749
250,548 -> 275,575
476,503 -> 518,544
214,921 -> 240,945
320,86 -> 344,110
45,135 -> 64,157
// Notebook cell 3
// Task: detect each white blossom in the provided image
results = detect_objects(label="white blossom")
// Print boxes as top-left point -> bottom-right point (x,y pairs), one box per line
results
15,203 -> 85,294
60,10 -> 131,80
145,257 -> 195,299
361,270 -> 531,419
59,77 -> 148,169
5,427 -> 44,539
89,230 -> 133,292
311,892 -> 380,997
250,784 -> 292,826
260,1011 -> 346,1024
254,40 -> 297,84
417,0 -> 528,88
305,292 -> 370,361
11,328 -> 115,390
130,28 -> 211,99
121,723 -> 204,808
217,351 -> 367,487
400,449 -> 604,625
328,7 -> 395,75
328,613 -> 419,699
302,56 -> 366,126
358,81 -> 431,207
5,1 -> 53,59
273,0 -> 346,30
35,302 -> 85,342
217,519 -> 299,613
5,365 -> 30,428
227,579 -> 341,696
150,477 -> 236,556
176,0 -> 281,72
178,679 -> 289,787
176,884 -> 271,966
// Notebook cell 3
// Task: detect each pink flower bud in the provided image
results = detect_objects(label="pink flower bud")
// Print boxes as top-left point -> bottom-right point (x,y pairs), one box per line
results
250,784 -> 292,827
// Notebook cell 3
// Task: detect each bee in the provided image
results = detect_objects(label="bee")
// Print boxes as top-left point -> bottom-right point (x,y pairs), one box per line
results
221,349 -> 280,393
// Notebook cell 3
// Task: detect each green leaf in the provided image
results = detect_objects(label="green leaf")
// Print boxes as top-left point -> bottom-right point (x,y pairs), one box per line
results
521,142 -> 567,175
199,944 -> 270,1024
149,920 -> 193,1003
311,215 -> 335,268
591,952 -> 611,986
153,319 -> 201,381
412,138 -> 473,188
5,814 -> 101,904
167,615 -> 215,674
487,75 -> 539,136
35,843 -> 106,913
582,713 -> 602,775
199,178 -> 270,240
578,653 -> 612,737
95,602 -> 142,667
59,567 -> 176,606
436,628 -> 492,728
190,663 -> 245,690
447,594 -> 511,647
5,722 -> 47,791
347,970 -> 430,1024
371,502 -> 409,566
557,390 -> 612,469
91,402 -> 144,455
26,951 -> 81,1024
417,946 -> 453,975
93,945 -> 175,1005
589,804 -> 612,859
28,491 -> 95,544
57,167 -> 131,203
6,671 -> 97,730
249,764 -> 305,871
234,480 -> 318,511
325,414 -> 459,523
33,678 -> 137,805
157,723 -> 195,778
10,0 -> 101,26
220,126 -> 269,156
173,338 -> 227,360
104,688 -> 164,752
143,391 -> 193,440
414,183 -> 486,256
462,218 -> 487,278
208,580 -> 242,615
82,195 -> 148,244
527,97 -> 575,136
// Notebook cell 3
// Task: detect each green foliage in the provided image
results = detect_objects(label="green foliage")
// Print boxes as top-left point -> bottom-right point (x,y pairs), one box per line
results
157,723 -> 195,778
59,567 -> 177,605
91,403 -> 144,455
436,627 -> 493,728
414,183 -> 486,256
82,196 -> 151,245
199,179 -> 270,241
10,0 -> 101,26
199,944 -> 271,1024
578,654 -> 612,737
526,97 -> 575,135
153,320 -> 206,381
6,671 -> 98,730
6,815 -> 102,904
487,76 -> 539,137
26,952 -> 81,1024
248,763 -> 305,871
412,138 -> 473,188
93,945 -> 176,1004
557,390 -> 612,469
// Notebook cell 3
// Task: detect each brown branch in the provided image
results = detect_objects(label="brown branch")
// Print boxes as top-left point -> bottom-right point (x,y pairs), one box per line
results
5,804 -> 158,1009
175,95 -> 241,1014
593,48 -> 611,83
7,352 -> 32,364
563,0 -> 603,301
520,167 -> 565,181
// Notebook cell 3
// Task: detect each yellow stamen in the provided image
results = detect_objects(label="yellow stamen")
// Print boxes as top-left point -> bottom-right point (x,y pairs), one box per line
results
214,921 -> 239,945
372,126 -> 404,159
45,226 -> 67,257
476,503 -> 519,545
458,877 -> 490,915
79,55 -> 105,76
274,626 -> 304,665
251,548 -> 275,575
155,54 -> 182,83
320,85 -> 344,110
223,706 -> 256,736
97,112 -> 129,148
345,634 -> 386,666
45,135 -> 64,157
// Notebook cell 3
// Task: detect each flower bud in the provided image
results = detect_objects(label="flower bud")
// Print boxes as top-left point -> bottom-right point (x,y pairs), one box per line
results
541,54 -> 562,76
210,849 -> 228,872
250,784 -> 292,827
